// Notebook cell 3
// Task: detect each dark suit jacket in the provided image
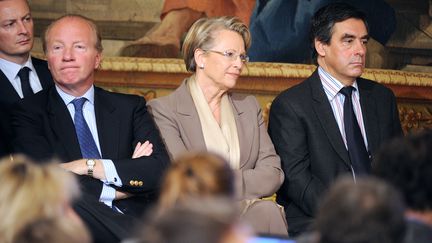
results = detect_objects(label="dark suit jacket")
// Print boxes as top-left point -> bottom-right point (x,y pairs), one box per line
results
11,85 -> 170,241
268,70 -> 402,236
0,57 -> 53,158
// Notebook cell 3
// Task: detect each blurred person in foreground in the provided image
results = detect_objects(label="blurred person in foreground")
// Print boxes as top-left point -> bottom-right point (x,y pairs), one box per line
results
157,152 -> 235,212
373,130 -> 432,243
268,2 -> 402,236
125,153 -> 251,243
0,155 -> 90,243
297,176 -> 406,243
147,16 -> 287,236
131,198 -> 251,243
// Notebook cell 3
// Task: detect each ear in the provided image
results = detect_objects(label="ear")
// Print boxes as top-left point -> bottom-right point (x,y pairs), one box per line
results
194,48 -> 206,68
315,39 -> 326,57
94,52 -> 103,69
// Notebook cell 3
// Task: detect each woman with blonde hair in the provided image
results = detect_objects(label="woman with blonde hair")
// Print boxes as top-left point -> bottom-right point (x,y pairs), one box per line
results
0,155 -> 90,243
148,16 -> 287,235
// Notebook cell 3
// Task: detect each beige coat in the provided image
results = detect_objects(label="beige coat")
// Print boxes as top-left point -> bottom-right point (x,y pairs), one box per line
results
147,79 -> 284,200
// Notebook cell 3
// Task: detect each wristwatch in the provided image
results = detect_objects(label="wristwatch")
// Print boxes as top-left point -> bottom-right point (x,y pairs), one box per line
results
86,159 -> 96,177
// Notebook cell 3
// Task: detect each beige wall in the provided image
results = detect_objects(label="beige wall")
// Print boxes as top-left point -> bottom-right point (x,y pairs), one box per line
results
29,0 -> 164,56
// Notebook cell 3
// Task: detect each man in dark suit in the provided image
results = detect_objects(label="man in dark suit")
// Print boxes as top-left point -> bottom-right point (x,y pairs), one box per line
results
268,3 -> 403,236
0,0 -> 53,158
11,14 -> 170,243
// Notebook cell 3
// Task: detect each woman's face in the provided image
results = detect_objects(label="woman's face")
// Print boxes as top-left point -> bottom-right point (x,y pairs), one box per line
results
199,29 -> 247,92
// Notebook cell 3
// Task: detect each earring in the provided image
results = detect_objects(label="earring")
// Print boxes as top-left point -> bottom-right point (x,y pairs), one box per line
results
199,64 -> 204,69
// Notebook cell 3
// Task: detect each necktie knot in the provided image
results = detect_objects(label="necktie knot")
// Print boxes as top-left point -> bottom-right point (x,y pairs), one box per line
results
17,66 -> 31,79
340,86 -> 355,97
71,97 -> 87,112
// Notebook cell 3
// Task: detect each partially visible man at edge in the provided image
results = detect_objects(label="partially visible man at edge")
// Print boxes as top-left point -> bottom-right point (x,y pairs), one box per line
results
11,14 -> 170,243
268,3 -> 403,237
0,0 -> 53,158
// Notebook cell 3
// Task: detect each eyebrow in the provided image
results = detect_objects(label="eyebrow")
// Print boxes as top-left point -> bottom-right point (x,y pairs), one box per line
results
341,33 -> 370,40
2,13 -> 31,23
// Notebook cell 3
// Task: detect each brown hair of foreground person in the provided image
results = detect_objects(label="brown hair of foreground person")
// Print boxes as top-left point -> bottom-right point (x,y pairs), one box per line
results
157,152 -> 235,212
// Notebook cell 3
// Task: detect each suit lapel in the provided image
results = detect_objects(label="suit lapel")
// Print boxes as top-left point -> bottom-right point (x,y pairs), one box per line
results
175,81 -> 207,151
0,70 -> 20,105
309,71 -> 351,167
47,88 -> 82,160
93,87 -> 119,159
32,57 -> 53,89
357,78 -> 379,153
230,94 -> 253,168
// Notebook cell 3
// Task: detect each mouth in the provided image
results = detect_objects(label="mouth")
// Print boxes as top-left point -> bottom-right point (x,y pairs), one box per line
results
17,38 -> 31,45
350,62 -> 364,66
226,72 -> 240,78
61,66 -> 79,71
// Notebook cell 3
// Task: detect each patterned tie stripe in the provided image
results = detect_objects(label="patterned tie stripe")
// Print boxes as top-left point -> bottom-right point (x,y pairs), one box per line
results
72,98 -> 101,159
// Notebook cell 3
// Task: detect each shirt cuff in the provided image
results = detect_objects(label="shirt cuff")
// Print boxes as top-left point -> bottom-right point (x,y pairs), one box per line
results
100,159 -> 122,187
99,184 -> 115,208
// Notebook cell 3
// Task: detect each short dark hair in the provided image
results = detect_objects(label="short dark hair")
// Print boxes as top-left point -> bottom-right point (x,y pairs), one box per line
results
373,130 -> 432,211
310,2 -> 368,59
314,177 -> 406,243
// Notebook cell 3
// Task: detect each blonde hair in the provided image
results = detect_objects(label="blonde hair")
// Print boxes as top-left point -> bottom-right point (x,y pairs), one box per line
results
182,16 -> 251,72
158,152 -> 234,212
0,155 -> 80,243
42,14 -> 103,54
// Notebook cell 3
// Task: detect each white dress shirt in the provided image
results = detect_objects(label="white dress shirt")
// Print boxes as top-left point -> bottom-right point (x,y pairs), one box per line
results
0,56 -> 43,98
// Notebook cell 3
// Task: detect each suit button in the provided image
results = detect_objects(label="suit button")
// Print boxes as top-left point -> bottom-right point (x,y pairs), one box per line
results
138,181 -> 143,186
129,180 -> 134,186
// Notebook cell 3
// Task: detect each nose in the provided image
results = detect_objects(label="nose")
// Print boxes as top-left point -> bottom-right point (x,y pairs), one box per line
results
17,21 -> 29,35
354,39 -> 366,56
62,46 -> 75,61
233,54 -> 244,70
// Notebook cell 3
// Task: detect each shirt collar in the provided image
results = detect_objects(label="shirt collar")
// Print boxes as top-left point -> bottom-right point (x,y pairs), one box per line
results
318,66 -> 359,101
0,56 -> 36,81
56,85 -> 95,106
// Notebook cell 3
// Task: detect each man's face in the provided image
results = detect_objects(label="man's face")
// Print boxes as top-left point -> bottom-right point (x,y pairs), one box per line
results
0,0 -> 34,63
316,18 -> 369,85
45,17 -> 101,96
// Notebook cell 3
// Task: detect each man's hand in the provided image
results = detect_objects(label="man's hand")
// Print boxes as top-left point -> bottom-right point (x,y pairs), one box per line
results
132,141 -> 153,158
59,159 -> 87,175
115,190 -> 133,200
59,159 -> 106,180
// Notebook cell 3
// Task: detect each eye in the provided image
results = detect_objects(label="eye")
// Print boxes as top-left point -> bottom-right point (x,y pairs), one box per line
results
223,51 -> 236,58
239,54 -> 249,63
4,22 -> 14,28
361,39 -> 369,45
23,16 -> 32,22
75,44 -> 86,51
343,38 -> 353,43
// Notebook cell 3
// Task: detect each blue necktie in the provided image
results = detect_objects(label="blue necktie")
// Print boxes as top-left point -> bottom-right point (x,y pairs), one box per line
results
18,67 -> 33,98
340,86 -> 371,175
71,98 -> 101,159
